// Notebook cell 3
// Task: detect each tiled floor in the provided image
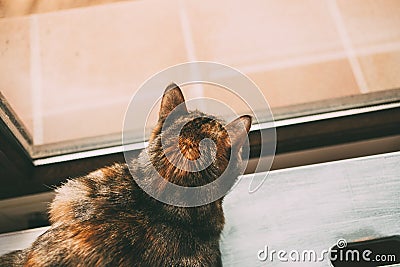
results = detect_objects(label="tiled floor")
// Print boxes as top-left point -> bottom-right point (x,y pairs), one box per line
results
0,0 -> 399,145
358,50 -> 400,92
248,58 -> 360,108
0,16 -> 33,132
336,0 -> 400,48
185,0 -> 343,66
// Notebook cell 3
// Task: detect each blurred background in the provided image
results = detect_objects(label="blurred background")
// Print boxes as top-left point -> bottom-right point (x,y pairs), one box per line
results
1,0 -> 399,147
0,0 -> 400,234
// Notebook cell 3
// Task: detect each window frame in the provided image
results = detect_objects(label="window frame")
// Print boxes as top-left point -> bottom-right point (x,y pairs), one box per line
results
1,88 -> 400,199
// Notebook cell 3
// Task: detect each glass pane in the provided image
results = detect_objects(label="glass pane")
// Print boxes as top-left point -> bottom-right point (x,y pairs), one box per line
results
0,0 -> 399,158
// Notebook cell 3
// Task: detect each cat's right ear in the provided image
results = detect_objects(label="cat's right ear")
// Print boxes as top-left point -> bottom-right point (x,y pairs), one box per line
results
159,83 -> 188,121
226,115 -> 252,152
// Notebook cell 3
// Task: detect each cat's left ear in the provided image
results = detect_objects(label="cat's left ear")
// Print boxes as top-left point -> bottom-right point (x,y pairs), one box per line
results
159,83 -> 188,120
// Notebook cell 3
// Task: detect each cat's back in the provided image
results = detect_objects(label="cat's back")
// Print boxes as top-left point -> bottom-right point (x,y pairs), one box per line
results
23,162 -> 152,266
49,162 -> 140,225
25,161 -> 221,266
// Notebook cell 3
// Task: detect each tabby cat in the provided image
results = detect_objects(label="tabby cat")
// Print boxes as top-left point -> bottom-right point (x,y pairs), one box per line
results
0,83 -> 251,266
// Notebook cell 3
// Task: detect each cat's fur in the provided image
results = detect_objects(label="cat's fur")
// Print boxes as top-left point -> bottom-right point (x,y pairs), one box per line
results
0,83 -> 251,267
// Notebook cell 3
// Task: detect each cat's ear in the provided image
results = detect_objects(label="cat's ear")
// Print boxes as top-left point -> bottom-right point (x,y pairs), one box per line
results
159,82 -> 188,120
226,115 -> 252,151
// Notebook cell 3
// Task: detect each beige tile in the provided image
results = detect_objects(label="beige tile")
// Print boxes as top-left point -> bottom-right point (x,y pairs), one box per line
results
199,83 -> 258,119
42,100 -> 128,143
337,0 -> 400,48
37,0 -> 188,144
185,0 -> 343,68
358,50 -> 400,92
0,17 -> 33,133
248,59 -> 360,108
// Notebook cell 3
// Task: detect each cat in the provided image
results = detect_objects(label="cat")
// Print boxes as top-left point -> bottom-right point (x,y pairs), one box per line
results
0,83 -> 251,267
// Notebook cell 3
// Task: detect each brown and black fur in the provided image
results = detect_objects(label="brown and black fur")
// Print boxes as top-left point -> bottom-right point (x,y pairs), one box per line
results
0,83 -> 251,267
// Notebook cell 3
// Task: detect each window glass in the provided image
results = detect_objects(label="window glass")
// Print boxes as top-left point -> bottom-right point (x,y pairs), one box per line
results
1,0 -> 399,157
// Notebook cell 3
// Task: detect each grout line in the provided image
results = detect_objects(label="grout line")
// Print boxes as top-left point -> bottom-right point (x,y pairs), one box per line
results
327,0 -> 369,93
178,1 -> 196,62
40,95 -> 131,117
29,15 -> 44,145
239,50 -> 348,73
356,41 -> 400,56
178,0 -> 206,109
214,40 -> 400,77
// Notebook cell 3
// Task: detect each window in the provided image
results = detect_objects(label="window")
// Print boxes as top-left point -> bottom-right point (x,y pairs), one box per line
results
1,0 -> 399,157
0,0 -> 399,233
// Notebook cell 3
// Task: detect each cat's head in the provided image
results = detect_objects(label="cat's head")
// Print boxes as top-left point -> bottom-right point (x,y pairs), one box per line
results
147,83 -> 251,188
